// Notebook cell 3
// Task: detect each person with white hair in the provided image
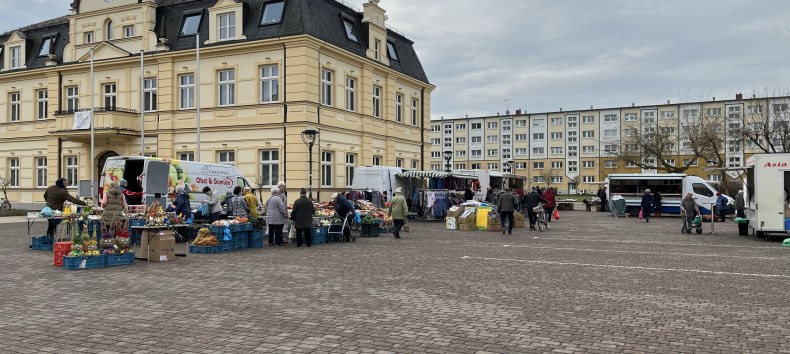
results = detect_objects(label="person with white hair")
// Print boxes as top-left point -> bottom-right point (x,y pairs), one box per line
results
333,192 -> 355,242
389,187 -> 408,239
640,188 -> 654,223
277,181 -> 287,204
266,186 -> 289,246
735,190 -> 745,218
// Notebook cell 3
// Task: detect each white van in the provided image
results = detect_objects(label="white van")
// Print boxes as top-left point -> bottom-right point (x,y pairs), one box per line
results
351,166 -> 406,197
743,153 -> 790,238
606,173 -> 729,216
100,156 -> 252,209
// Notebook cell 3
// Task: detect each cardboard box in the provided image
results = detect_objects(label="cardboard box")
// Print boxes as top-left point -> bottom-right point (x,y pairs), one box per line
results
446,217 -> 457,230
447,207 -> 463,219
460,223 -> 476,231
141,229 -> 177,262
514,212 -> 525,222
513,221 -> 526,228
488,223 -> 502,232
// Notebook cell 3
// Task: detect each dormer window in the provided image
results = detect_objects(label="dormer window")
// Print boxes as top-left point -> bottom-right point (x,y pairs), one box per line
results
342,18 -> 358,43
260,0 -> 285,25
386,41 -> 399,62
123,25 -> 135,38
374,39 -> 380,60
218,12 -> 236,40
38,35 -> 56,57
106,20 -> 113,40
85,31 -> 94,44
10,46 -> 21,68
180,12 -> 202,36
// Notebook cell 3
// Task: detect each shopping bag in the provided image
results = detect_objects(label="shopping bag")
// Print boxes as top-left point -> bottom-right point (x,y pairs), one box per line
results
354,212 -> 361,224
553,209 -> 560,220
638,208 -> 644,219
40,206 -> 53,218
223,227 -> 232,241
200,202 -> 209,216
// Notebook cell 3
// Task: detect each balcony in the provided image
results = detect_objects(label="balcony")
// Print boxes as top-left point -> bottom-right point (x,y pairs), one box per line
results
50,107 -> 141,140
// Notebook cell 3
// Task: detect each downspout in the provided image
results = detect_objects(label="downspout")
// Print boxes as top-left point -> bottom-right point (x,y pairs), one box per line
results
420,88 -> 425,170
282,44 -> 287,185
57,71 -> 63,178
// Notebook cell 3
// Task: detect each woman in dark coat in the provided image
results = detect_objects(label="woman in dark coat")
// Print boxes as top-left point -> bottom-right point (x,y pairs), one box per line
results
641,189 -> 655,223
653,190 -> 663,218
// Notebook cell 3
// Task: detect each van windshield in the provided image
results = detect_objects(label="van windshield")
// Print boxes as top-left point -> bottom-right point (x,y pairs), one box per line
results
692,183 -> 714,197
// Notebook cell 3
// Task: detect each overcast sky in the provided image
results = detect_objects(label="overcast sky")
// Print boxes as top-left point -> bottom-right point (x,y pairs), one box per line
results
4,0 -> 790,119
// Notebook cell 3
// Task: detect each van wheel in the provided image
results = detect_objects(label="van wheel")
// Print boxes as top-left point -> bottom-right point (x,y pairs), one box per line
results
756,231 -> 765,238
764,232 -> 772,242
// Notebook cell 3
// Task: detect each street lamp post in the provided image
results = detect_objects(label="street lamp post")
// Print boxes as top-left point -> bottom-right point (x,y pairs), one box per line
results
443,149 -> 453,172
301,127 -> 319,200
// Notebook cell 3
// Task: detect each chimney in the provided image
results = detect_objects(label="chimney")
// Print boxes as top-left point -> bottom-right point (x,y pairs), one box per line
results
590,105 -> 593,110
712,96 -> 716,101
736,93 -> 743,101
631,103 -> 635,107
667,100 -> 670,104
753,94 -> 756,99
559,108 -> 563,112
496,112 -> 500,116
515,109 -> 522,115
465,114 -> 468,118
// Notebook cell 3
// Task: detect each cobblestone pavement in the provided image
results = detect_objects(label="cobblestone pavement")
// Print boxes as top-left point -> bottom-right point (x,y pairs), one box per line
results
2,212 -> 790,353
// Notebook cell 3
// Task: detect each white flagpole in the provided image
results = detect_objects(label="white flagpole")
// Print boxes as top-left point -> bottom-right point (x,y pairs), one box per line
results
90,48 -> 95,201
140,50 -> 145,156
196,33 -> 201,162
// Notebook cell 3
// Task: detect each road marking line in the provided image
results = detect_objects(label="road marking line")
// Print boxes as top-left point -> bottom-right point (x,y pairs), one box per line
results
529,237 -> 779,249
460,256 -> 790,279
501,245 -> 784,260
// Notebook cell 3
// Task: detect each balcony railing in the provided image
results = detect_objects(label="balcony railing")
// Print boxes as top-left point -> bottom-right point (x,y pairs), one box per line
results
51,106 -> 140,136
54,106 -> 138,115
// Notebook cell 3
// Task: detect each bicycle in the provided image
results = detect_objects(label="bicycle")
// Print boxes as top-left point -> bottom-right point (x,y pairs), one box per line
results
534,205 -> 549,231
0,197 -> 10,210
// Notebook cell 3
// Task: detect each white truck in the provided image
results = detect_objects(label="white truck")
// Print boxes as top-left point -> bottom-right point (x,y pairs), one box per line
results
100,156 -> 252,209
350,166 -> 406,198
743,153 -> 790,239
605,173 -> 729,216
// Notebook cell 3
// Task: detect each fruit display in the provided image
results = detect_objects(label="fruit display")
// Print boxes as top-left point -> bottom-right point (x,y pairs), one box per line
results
192,228 -> 220,246
210,219 -> 247,226
235,216 -> 248,223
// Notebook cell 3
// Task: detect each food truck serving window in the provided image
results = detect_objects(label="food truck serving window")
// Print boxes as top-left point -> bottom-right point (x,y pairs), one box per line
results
692,183 -> 714,197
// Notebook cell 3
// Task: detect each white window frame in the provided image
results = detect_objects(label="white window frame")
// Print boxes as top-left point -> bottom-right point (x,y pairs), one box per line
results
259,149 -> 279,187
179,74 -> 195,109
345,77 -> 355,111
84,31 -> 94,44
582,115 -> 594,123
373,156 -> 382,166
411,98 -> 418,125
9,92 -> 20,122
217,150 -> 235,166
372,86 -> 381,118
105,20 -> 113,40
551,161 -> 563,169
260,65 -> 279,103
471,150 -> 482,157
66,86 -> 79,112
396,93 -> 403,123
345,153 -> 356,187
10,46 -> 21,68
218,70 -> 235,106
123,25 -> 135,38
36,89 -> 48,120
321,151 -> 333,187
321,69 -> 333,106
218,12 -> 236,40
582,130 -> 595,138
36,157 -> 47,188
8,158 -> 20,187
65,156 -> 78,187
103,83 -> 116,109
471,123 -> 482,130
143,78 -> 157,112
178,152 -> 195,161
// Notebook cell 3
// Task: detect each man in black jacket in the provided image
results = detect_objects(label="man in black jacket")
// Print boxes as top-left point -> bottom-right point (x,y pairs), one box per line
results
525,188 -> 547,230
292,188 -> 315,247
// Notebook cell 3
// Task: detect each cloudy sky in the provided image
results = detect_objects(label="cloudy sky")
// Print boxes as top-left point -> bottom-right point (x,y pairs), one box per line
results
4,0 -> 790,119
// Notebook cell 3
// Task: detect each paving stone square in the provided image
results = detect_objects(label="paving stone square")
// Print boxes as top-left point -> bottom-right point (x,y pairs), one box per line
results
2,211 -> 790,353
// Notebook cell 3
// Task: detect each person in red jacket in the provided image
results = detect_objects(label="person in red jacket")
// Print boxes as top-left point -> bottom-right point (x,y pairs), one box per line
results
119,179 -> 144,205
542,187 -> 557,223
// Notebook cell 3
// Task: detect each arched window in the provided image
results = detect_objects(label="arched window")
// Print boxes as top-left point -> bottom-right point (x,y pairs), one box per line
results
106,20 -> 113,40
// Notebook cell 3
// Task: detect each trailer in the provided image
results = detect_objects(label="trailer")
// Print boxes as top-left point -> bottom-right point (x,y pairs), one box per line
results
744,154 -> 790,239
605,173 -> 729,217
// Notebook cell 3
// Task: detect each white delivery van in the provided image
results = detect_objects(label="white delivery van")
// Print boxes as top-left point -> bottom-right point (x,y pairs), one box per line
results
351,166 -> 406,198
743,153 -> 790,238
100,156 -> 252,209
457,169 -> 505,200
606,173 -> 729,216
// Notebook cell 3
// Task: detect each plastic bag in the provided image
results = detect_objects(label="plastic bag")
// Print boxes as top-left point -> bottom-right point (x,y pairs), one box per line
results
40,206 -> 53,218
200,202 -> 209,216
354,212 -> 361,224
553,209 -> 560,220
783,238 -> 790,247
223,227 -> 232,241
638,208 -> 644,219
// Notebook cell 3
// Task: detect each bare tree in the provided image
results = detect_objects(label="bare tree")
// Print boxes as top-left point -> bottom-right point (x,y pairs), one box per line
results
538,168 -> 559,189
611,121 -> 702,173
253,177 -> 265,205
0,176 -> 10,208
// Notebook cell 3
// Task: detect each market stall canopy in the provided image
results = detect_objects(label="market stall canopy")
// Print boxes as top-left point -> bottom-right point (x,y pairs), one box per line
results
503,174 -> 525,180
397,171 -> 479,180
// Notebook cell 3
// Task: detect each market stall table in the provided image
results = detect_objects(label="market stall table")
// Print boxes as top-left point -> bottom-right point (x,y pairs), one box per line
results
132,224 -> 190,261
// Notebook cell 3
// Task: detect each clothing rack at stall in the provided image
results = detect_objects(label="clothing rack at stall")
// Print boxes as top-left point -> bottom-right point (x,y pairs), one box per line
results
346,189 -> 384,208
414,189 -> 454,220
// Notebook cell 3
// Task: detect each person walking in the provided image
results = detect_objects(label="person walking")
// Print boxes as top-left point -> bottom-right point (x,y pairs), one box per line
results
203,187 -> 222,223
496,188 -> 519,234
229,186 -> 249,219
100,180 -> 126,231
243,187 -> 259,222
333,193 -> 355,242
735,190 -> 746,218
716,192 -> 728,222
266,187 -> 289,246
680,192 -> 700,232
44,178 -> 87,238
641,189 -> 655,223
464,186 -> 475,201
525,187 -> 547,230
542,187 -> 556,223
653,190 -> 663,218
598,187 -> 608,212
389,187 -> 409,239
291,188 -> 315,247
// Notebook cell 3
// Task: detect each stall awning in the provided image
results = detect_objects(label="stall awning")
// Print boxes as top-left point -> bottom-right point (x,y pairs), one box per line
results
397,171 -> 478,180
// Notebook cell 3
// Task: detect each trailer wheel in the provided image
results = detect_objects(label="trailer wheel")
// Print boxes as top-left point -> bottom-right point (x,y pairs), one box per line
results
696,228 -> 702,235
764,232 -> 772,242
756,231 -> 765,239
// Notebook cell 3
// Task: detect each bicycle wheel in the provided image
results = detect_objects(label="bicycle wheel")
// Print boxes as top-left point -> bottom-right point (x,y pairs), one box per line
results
537,212 -> 544,231
0,202 -> 9,210
542,213 -> 549,231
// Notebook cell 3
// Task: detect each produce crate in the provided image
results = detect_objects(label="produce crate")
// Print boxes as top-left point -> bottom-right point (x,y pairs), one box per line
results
106,252 -> 135,266
129,219 -> 146,245
209,225 -> 229,235
63,255 -> 106,270
32,235 -> 54,251
311,227 -> 328,245
233,231 -> 249,249
249,230 -> 265,248
54,241 -> 72,267
189,245 -> 224,254
232,223 -> 253,232
360,223 -> 380,237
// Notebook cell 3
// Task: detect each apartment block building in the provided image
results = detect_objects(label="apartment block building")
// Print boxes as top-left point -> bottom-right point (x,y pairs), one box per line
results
0,0 -> 433,207
431,95 -> 790,193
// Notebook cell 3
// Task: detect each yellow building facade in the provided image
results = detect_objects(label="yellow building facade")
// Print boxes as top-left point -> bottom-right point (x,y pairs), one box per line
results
0,0 -> 433,207
431,95 -> 790,194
